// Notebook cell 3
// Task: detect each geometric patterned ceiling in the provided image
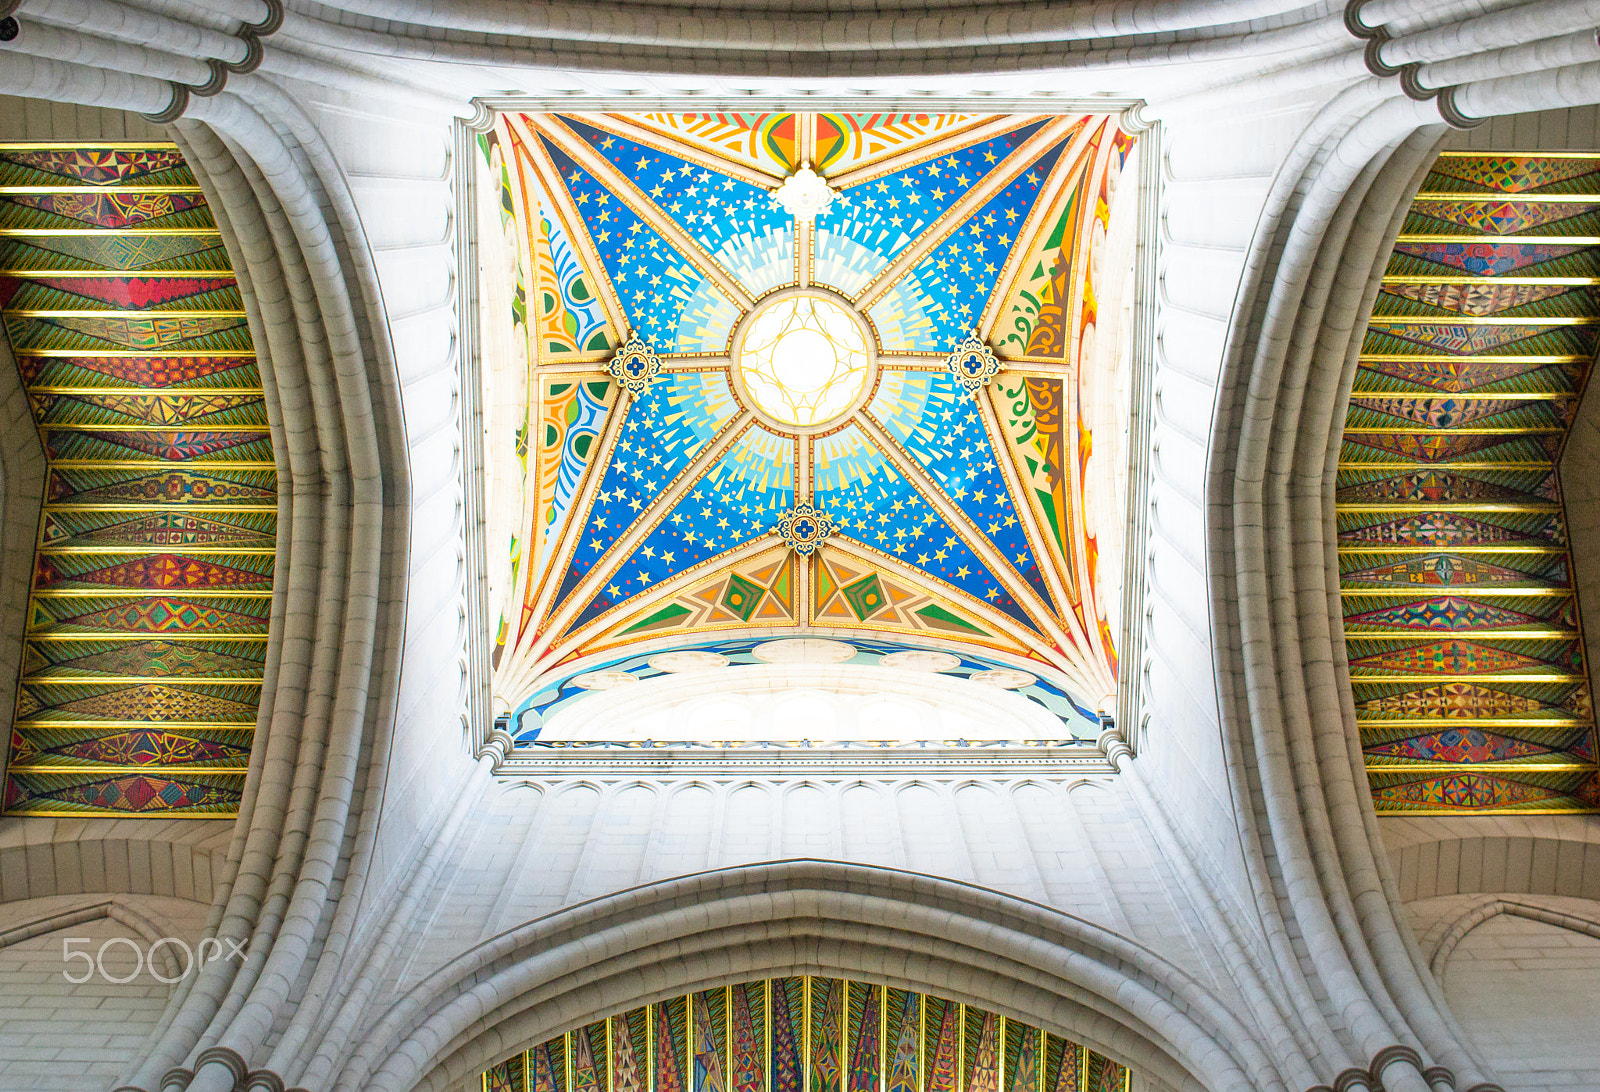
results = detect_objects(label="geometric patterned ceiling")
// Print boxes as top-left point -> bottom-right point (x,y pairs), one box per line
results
477,113 -> 1138,723
1340,152 -> 1600,814
480,975 -> 1131,1092
0,143 -> 272,816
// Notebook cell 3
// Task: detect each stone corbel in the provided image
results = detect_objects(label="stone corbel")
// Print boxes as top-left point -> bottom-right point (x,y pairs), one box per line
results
1096,715 -> 1132,769
1343,0 -> 1487,130
142,0 -> 283,123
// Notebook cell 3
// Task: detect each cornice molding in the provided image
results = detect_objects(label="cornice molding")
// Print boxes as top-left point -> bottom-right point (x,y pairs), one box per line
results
498,745 -> 1113,778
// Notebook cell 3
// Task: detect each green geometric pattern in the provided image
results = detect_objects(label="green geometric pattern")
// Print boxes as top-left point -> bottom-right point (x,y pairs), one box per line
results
0,143 -> 274,817
1341,152 -> 1600,814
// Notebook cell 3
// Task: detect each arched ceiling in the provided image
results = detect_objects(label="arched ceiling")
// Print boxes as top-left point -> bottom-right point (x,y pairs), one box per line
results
479,112 -> 1137,722
480,976 -> 1132,1092
1339,151 -> 1600,814
0,142 -> 273,816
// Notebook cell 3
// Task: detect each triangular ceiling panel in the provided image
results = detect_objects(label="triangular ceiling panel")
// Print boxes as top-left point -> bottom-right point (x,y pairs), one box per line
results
866,370 -> 1055,610
1392,240 -> 1589,276
1364,321 -> 1574,355
1355,682 -> 1581,720
544,370 -> 740,614
556,115 -> 795,299
1334,469 -> 1547,505
813,422 -> 1041,634
812,118 -> 1050,299
1428,155 -> 1600,193
621,113 -> 800,177
581,545 -> 798,652
525,376 -> 615,586
1410,198 -> 1595,235
865,133 -> 1070,352
1365,729 -> 1553,762
1342,596 -> 1545,632
810,548 -> 1036,659
991,137 -> 1096,362
815,114 -> 1001,175
989,375 -> 1080,602
1341,554 -> 1551,587
1376,281 -> 1584,317
537,133 -> 740,355
561,422 -> 795,638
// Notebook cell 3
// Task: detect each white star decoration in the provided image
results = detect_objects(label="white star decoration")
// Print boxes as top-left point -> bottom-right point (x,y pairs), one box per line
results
771,162 -> 839,220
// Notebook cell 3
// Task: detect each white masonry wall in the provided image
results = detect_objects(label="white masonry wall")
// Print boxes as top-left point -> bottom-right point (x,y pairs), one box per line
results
1441,911 -> 1600,1092
1131,85 -> 1328,932
0,894 -> 212,1092
376,772 -> 1233,1019
1406,894 -> 1600,1092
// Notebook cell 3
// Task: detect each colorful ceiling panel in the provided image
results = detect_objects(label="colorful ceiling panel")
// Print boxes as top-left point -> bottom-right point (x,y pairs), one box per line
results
479,976 -> 1131,1092
0,143 -> 273,817
478,114 -> 1138,724
1340,152 -> 1600,814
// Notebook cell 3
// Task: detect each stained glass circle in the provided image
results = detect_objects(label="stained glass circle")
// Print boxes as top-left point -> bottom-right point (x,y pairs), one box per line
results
735,290 -> 872,429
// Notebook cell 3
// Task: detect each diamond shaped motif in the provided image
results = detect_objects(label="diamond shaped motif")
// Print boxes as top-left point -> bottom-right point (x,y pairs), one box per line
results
944,330 -> 1003,392
607,333 -> 661,396
775,502 -> 835,556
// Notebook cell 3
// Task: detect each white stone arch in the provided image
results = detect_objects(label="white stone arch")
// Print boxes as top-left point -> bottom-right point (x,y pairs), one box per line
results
1424,894 -> 1600,981
332,861 -> 1277,1092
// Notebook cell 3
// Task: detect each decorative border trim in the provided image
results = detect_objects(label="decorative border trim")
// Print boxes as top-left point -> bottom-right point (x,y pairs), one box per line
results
494,747 -> 1114,776
456,115 -> 496,766
1115,112 -> 1161,757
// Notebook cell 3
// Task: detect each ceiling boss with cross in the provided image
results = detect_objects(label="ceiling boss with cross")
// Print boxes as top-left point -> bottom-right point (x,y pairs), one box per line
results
474,112 -> 1140,732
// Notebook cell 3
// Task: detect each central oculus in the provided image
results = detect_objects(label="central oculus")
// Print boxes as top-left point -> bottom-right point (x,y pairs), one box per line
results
734,290 -> 873,429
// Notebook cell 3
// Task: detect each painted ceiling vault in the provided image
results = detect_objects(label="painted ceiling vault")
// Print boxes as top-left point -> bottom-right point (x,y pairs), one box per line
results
479,976 -> 1132,1092
1340,152 -> 1600,814
0,143 -> 273,816
477,113 -> 1138,734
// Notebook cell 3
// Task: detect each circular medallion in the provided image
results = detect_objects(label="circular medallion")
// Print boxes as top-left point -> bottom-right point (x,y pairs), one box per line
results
734,289 -> 875,431
969,668 -> 1037,690
751,638 -> 858,665
776,501 -> 836,556
648,650 -> 731,672
878,650 -> 963,673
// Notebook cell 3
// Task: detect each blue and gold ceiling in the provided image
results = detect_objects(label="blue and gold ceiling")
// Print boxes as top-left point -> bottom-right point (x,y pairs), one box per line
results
480,976 -> 1131,1092
0,144 -> 273,816
1340,152 -> 1600,814
478,114 -> 1138,719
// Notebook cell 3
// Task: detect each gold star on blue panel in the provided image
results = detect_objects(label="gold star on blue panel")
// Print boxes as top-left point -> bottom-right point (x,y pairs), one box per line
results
868,370 -> 1055,610
556,116 -> 797,297
540,135 -> 739,354
868,138 -> 1068,351
814,119 -> 1052,297
564,424 -> 796,633
548,372 -> 739,611
814,422 -> 1041,633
